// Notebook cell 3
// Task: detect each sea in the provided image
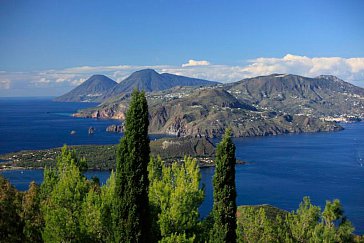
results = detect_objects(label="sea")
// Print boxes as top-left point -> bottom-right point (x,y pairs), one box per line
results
1,97 -> 363,234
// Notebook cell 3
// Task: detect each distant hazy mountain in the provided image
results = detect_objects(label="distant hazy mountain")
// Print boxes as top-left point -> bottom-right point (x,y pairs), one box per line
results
54,75 -> 117,102
55,69 -> 219,102
102,69 -> 219,100
75,73 -> 364,137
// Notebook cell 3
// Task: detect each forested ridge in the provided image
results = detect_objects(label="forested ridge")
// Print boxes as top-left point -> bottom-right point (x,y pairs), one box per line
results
1,90 -> 362,242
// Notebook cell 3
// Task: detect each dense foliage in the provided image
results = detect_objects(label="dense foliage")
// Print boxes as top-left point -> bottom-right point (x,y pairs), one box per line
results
41,146 -> 89,242
237,197 -> 359,243
0,175 -> 24,242
148,156 -> 204,242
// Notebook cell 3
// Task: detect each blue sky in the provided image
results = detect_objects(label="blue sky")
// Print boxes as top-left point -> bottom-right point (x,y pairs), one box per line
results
0,0 -> 364,96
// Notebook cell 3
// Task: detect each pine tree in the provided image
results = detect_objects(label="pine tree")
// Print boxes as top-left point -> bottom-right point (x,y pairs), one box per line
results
113,89 -> 151,242
0,175 -> 24,242
81,184 -> 103,241
210,128 -> 237,243
236,207 -> 277,243
21,181 -> 43,242
41,145 -> 89,242
148,156 -> 204,241
100,171 -> 116,242
286,196 -> 321,241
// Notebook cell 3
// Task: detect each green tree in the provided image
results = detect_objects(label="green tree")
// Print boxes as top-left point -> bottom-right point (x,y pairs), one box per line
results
81,184 -> 103,242
113,89 -> 151,242
100,171 -> 116,242
284,197 -> 355,242
0,175 -> 24,242
311,199 -> 355,242
39,167 -> 58,202
41,145 -> 89,242
21,181 -> 43,242
210,128 -> 237,243
159,232 -> 195,243
236,207 -> 278,243
148,156 -> 204,241
286,196 -> 321,242
56,145 -> 88,173
80,171 -> 117,242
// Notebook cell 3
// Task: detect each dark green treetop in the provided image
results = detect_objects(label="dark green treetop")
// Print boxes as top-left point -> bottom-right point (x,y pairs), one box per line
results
113,89 -> 151,242
210,128 -> 237,243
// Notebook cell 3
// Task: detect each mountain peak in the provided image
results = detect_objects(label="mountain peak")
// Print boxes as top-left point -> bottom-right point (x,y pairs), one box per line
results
130,69 -> 159,76
54,74 -> 117,102
89,74 -> 109,79
136,68 -> 158,73
103,70 -> 219,99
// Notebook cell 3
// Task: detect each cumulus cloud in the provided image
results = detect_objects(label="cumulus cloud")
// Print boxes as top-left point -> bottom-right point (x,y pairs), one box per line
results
242,54 -> 364,82
31,77 -> 51,86
1,54 -> 363,96
182,59 -> 211,67
71,78 -> 86,86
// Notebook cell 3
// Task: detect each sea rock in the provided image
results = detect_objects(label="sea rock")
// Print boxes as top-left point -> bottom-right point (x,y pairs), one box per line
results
88,126 -> 95,134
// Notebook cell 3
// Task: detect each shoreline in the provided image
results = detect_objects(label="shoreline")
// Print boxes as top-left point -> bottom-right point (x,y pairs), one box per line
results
0,159 -> 248,172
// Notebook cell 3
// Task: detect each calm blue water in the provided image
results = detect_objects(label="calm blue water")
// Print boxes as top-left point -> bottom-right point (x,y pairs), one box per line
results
1,98 -> 363,233
0,97 -> 122,154
201,123 -> 364,234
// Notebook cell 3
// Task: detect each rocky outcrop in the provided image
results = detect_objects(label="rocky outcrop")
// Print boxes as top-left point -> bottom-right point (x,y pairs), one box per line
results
159,113 -> 342,138
106,124 -> 124,133
88,127 -> 95,134
73,103 -> 127,119
151,136 -> 215,158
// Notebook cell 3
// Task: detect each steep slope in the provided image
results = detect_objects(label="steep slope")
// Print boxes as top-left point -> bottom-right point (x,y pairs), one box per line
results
54,75 -> 117,102
74,85 -> 343,138
102,69 -> 219,100
225,74 -> 364,116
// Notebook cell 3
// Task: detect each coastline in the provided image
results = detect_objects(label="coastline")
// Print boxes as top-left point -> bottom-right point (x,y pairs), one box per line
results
0,159 -> 248,171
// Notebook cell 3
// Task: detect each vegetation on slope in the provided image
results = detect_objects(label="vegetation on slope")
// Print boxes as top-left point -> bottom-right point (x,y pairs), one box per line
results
0,137 -> 216,170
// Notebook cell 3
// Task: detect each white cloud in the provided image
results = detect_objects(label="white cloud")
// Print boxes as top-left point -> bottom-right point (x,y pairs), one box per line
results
0,79 -> 10,89
241,54 -> 364,82
71,78 -> 86,86
182,59 -> 210,67
34,78 -> 51,85
1,54 -> 364,96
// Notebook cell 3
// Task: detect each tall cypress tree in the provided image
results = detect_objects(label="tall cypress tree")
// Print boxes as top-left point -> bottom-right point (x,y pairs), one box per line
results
113,89 -> 151,242
210,128 -> 237,243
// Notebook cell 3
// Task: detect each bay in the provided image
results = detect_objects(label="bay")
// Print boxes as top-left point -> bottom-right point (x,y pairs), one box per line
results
1,98 -> 363,234
0,97 -> 121,154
